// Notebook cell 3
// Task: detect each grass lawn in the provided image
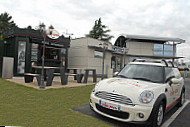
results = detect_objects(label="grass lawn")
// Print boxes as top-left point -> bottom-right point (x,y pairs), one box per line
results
0,79 -> 112,127
180,71 -> 190,77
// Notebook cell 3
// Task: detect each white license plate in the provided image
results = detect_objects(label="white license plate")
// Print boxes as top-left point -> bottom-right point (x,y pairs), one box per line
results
99,100 -> 120,111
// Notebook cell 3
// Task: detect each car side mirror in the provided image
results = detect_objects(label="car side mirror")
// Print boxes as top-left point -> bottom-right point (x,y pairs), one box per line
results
113,72 -> 119,77
171,78 -> 180,85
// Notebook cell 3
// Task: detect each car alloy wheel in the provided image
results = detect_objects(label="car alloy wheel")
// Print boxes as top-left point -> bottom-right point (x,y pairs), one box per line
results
178,90 -> 185,107
157,104 -> 164,126
181,91 -> 185,105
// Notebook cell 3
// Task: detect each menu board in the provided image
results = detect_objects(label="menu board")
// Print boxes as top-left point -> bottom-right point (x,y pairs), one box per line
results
31,43 -> 38,61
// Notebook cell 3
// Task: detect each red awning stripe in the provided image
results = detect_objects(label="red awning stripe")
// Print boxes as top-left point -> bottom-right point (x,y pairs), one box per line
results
3,33 -> 70,44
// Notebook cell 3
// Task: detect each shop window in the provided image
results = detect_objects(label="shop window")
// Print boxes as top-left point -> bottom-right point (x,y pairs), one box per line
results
40,46 -> 60,60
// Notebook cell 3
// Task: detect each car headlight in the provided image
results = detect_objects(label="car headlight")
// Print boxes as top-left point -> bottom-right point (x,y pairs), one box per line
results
92,81 -> 101,92
139,90 -> 154,104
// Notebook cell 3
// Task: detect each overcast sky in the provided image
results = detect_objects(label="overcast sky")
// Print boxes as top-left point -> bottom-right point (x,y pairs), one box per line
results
1,0 -> 190,61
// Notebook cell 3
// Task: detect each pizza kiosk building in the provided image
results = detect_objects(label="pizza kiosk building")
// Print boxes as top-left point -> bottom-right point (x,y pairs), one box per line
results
0,27 -> 70,77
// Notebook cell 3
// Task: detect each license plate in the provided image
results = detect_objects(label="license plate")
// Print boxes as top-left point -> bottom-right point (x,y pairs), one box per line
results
99,100 -> 120,111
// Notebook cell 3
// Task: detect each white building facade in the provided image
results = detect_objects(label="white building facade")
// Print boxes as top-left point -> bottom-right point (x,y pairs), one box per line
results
68,35 -> 185,77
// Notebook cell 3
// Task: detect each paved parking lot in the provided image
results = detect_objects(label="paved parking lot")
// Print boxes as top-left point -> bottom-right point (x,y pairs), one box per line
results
73,78 -> 190,127
168,78 -> 190,127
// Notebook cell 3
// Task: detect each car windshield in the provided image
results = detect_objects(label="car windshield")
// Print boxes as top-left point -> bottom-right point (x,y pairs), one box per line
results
118,64 -> 164,83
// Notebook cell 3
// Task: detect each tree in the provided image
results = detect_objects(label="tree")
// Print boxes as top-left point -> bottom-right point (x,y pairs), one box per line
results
0,12 -> 16,34
86,18 -> 114,42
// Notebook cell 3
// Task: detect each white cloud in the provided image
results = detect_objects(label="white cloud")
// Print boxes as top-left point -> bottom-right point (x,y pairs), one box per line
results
0,0 -> 190,60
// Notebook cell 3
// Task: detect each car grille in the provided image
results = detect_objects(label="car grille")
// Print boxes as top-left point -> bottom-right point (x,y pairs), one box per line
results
95,91 -> 134,105
96,104 -> 129,119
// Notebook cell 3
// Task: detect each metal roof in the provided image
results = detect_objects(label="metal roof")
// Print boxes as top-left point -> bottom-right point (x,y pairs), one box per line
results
126,54 -> 184,59
120,34 -> 185,43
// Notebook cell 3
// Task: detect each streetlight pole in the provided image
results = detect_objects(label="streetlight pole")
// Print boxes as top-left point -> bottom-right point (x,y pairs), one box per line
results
122,47 -> 127,67
102,47 -> 105,80
100,42 -> 108,80
40,24 -> 46,89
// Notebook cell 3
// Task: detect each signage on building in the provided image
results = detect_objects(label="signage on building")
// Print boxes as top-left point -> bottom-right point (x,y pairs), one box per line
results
112,45 -> 122,52
94,51 -> 103,58
31,43 -> 38,61
46,29 -> 59,39
17,41 -> 26,74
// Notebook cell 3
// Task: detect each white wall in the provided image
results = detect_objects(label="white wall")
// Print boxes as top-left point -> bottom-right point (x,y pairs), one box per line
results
69,37 -> 113,76
127,41 -> 154,56
68,38 -> 88,68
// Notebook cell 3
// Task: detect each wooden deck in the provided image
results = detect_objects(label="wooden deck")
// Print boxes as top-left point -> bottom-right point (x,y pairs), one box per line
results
7,76 -> 102,89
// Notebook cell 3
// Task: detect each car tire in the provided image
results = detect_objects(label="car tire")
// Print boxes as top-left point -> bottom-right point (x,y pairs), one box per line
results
150,101 -> 165,127
178,89 -> 185,107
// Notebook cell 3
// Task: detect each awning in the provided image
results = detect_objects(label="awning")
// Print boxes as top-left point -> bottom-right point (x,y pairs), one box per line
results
115,34 -> 185,47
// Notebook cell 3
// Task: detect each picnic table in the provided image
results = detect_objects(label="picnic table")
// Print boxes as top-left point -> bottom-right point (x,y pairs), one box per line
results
24,65 -> 97,86
67,67 -> 84,83
24,66 -> 67,86
83,69 -> 97,83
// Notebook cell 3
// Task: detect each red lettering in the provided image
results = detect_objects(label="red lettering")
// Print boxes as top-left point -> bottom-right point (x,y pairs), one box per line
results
170,88 -> 174,96
110,106 -> 113,109
53,34 -> 59,36
175,89 -> 178,93
114,80 -> 141,87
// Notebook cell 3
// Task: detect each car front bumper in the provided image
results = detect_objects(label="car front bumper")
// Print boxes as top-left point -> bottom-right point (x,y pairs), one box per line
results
90,93 -> 153,123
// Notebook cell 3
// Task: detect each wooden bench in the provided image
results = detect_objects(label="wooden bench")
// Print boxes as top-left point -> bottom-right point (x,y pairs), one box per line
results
65,73 -> 77,76
53,72 -> 83,83
65,73 -> 83,83
53,73 -> 77,76
24,73 -> 41,85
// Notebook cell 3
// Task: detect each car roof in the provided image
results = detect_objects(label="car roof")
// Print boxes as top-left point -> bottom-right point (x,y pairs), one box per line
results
130,59 -> 175,67
130,62 -> 166,67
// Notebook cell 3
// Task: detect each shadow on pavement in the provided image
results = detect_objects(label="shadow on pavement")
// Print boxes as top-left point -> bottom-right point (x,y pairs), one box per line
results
72,78 -> 190,127
169,103 -> 190,127
72,103 -> 179,127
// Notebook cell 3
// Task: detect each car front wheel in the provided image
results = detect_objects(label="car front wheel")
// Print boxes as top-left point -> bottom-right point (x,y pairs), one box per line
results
150,102 -> 165,127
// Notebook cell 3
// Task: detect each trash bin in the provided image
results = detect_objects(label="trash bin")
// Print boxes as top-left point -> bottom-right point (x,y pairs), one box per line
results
2,57 -> 14,79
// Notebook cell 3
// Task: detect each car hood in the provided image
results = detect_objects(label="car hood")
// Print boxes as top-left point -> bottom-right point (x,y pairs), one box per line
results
96,77 -> 162,104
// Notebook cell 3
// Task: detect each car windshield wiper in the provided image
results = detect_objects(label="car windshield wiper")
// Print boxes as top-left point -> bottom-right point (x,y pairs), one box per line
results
132,77 -> 154,82
117,74 -> 128,78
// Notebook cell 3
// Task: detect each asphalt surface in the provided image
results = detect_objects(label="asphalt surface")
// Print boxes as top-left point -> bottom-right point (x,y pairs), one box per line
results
72,78 -> 190,127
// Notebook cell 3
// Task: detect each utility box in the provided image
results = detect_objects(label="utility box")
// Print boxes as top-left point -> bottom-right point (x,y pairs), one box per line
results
2,57 -> 14,79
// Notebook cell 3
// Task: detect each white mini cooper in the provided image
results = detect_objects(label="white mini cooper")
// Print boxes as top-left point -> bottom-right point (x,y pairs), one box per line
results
90,59 -> 185,127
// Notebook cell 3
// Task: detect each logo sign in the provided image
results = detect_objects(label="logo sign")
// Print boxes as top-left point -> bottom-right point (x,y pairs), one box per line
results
46,29 -> 59,39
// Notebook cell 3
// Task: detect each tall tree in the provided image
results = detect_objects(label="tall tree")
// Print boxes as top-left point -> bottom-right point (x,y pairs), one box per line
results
0,12 -> 16,34
86,18 -> 114,42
